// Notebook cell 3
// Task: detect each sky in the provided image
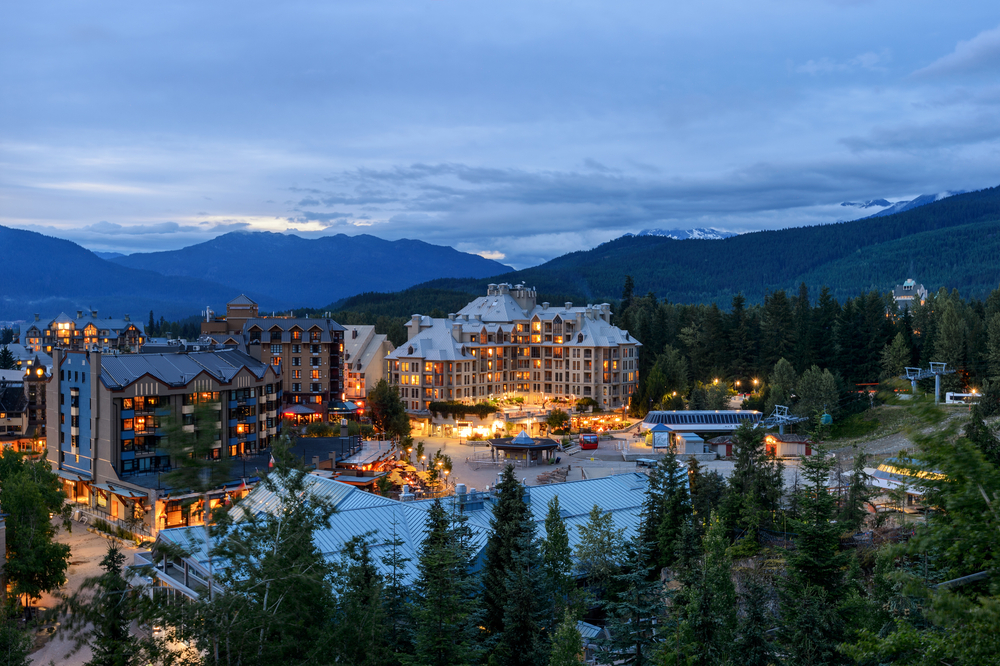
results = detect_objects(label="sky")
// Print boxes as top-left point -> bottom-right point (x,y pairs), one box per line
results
2,1 -> 1000,269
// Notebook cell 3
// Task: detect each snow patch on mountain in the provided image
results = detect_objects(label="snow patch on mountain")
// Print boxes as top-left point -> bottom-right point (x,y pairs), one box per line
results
631,227 -> 737,240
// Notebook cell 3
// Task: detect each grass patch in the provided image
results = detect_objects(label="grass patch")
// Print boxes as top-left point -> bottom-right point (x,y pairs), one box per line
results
829,412 -> 879,440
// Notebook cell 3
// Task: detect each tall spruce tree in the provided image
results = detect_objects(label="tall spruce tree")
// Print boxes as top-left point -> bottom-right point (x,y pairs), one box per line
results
542,496 -> 577,612
332,535 -> 389,666
734,579 -> 777,666
719,423 -> 783,547
778,448 -> 848,665
638,453 -> 691,572
409,499 -> 480,666
658,520 -> 735,666
575,504 -> 626,596
494,527 -> 552,666
381,520 -> 414,665
600,539 -> 664,666
480,464 -> 533,648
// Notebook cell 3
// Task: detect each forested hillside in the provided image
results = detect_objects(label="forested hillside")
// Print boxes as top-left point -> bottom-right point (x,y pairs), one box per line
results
618,279 -> 1000,420
411,184 -> 1000,305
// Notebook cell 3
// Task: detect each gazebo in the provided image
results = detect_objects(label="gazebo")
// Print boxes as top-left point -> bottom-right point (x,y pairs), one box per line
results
488,430 -> 559,467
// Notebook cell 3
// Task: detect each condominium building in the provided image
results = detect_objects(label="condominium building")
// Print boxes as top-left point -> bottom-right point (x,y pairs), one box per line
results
46,348 -> 281,535
23,310 -> 145,354
385,283 -> 641,419
343,325 -> 395,414
244,317 -> 346,421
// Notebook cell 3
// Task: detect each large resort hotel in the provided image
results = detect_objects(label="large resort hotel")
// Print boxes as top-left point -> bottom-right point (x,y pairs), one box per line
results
386,283 -> 641,422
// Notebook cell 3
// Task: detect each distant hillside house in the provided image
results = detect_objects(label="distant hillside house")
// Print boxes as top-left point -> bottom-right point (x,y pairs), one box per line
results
343,325 -> 395,416
386,283 -> 641,432
22,310 -> 145,354
893,278 -> 928,311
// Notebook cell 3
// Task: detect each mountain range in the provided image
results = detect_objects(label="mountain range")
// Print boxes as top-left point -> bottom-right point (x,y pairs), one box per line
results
0,229 -> 511,321
332,185 -> 1000,314
840,191 -> 965,220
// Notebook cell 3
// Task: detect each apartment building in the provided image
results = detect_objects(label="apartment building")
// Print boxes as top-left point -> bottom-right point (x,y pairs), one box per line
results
343,325 -> 395,414
46,348 -> 281,535
385,283 -> 641,419
244,317 -> 345,421
23,310 -> 144,354
0,356 -> 50,451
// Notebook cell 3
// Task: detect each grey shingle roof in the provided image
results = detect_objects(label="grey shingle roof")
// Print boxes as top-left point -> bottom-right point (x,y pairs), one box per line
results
100,349 -> 273,389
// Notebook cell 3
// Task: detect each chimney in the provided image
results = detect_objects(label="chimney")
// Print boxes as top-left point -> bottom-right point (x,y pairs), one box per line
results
452,322 -> 463,342
91,309 -> 98,318
34,314 -> 39,322
564,302 -> 573,310
576,312 -> 583,328
124,314 -> 130,321
448,313 -> 456,321
76,310 -> 83,318
542,302 -> 549,310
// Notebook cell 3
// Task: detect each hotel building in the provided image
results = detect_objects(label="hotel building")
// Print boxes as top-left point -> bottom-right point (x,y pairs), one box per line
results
385,283 -> 641,420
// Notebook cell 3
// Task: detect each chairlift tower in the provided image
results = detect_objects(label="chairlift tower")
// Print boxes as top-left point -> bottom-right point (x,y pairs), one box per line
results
902,362 -> 956,404
755,405 -> 808,435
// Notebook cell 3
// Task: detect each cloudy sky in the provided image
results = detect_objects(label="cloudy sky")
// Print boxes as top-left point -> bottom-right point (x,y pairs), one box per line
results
2,1 -> 1000,269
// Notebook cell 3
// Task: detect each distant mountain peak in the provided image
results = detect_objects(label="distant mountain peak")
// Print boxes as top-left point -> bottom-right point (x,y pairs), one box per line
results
839,191 -> 966,220
841,199 -> 893,209
628,227 -> 736,240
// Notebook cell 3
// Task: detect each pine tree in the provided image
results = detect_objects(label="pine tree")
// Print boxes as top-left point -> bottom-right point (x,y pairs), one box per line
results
85,544 -> 137,666
542,496 -> 576,612
600,539 -> 664,666
637,453 -> 691,572
656,454 -> 691,570
575,504 -> 626,596
548,610 -> 584,666
480,465 -> 532,647
795,365 -> 838,418
760,291 -> 795,369
369,378 -> 412,440
0,345 -> 15,370
838,447 -> 874,532
719,423 -> 784,546
778,447 -> 847,665
734,579 -> 777,666
964,404 -> 1000,466
381,519 -> 414,665
727,293 -> 756,382
660,520 -> 736,666
409,500 -> 479,666
687,456 -> 727,533
880,332 -> 912,380
765,358 -> 797,415
987,312 -> 1000,378
332,535 -> 389,666
494,528 -> 552,666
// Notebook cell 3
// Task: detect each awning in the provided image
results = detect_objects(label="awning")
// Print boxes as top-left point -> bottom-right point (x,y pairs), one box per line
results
282,404 -> 315,415
328,401 -> 358,413
91,482 -> 148,499
55,468 -> 91,482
